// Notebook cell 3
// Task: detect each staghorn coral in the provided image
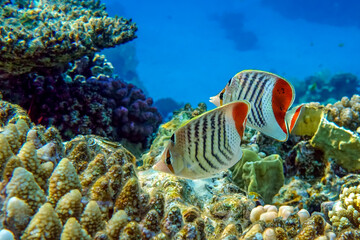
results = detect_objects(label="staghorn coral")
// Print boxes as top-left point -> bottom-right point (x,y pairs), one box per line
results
0,0 -> 137,75
3,197 -> 32,239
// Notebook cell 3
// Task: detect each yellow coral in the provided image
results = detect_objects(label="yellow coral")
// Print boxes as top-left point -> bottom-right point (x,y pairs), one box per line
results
80,200 -> 105,237
60,218 -> 92,240
48,158 -> 81,206
5,167 -> 46,214
55,189 -> 83,225
21,203 -> 63,240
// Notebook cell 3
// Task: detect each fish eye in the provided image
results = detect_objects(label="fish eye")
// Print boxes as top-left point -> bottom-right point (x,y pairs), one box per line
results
219,92 -> 224,100
170,134 -> 175,143
165,150 -> 175,173
165,150 -> 172,165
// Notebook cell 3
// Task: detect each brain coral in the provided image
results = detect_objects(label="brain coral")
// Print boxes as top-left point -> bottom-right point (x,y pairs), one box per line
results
0,0 -> 137,75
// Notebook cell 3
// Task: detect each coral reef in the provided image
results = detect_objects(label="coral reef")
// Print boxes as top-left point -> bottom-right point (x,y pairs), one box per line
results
0,54 -> 162,147
0,0 -> 137,75
2,92 -> 360,239
296,73 -> 360,104
325,94 -> 360,132
231,149 -> 285,203
310,117 -> 360,172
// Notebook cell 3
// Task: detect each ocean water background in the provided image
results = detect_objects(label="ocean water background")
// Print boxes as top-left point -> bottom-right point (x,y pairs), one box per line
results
101,0 -> 360,108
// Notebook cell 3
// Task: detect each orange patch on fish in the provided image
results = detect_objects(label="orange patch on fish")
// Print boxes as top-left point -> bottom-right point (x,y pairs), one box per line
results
272,77 -> 294,135
288,104 -> 303,133
232,101 -> 250,138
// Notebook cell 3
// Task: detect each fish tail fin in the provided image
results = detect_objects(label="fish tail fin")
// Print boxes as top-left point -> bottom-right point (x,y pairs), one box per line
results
286,104 -> 304,133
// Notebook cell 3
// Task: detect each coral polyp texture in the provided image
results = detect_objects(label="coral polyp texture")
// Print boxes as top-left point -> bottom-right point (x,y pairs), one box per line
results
0,0 -> 137,75
2,98 -> 360,239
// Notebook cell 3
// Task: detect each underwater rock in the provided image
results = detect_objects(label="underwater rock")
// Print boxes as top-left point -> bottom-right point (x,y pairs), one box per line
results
231,149 -> 285,203
285,140 -> 326,181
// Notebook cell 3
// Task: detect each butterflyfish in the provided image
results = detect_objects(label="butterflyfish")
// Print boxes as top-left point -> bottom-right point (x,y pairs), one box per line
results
153,100 -> 251,179
210,70 -> 302,141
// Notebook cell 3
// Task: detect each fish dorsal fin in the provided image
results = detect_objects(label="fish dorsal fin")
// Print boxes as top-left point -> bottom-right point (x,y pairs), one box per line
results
286,104 -> 304,133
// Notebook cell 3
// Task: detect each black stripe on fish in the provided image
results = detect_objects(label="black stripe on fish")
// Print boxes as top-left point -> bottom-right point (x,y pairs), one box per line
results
248,73 -> 262,103
195,140 -> 208,172
253,78 -> 268,126
209,114 -> 226,165
186,125 -> 192,157
216,112 -> 232,161
220,111 -> 233,157
238,73 -> 249,101
243,72 -> 255,100
202,117 -> 218,170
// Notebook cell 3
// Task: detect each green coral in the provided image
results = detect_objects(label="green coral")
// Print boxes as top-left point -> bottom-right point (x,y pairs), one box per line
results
231,149 -> 284,203
310,117 -> 360,172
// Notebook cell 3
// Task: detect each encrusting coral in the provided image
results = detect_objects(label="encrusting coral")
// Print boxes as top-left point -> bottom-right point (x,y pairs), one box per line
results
0,0 -> 137,75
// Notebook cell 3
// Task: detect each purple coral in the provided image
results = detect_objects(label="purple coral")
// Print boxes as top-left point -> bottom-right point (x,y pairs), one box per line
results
0,65 -> 162,147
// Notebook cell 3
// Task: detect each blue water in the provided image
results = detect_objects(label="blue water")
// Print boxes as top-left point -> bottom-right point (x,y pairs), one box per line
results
102,0 -> 360,108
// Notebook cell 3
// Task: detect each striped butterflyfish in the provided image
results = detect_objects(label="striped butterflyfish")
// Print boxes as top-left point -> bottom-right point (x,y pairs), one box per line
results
209,70 -> 303,141
153,100 -> 251,179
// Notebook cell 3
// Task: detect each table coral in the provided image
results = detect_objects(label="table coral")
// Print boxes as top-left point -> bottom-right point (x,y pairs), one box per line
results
0,0 -> 137,75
